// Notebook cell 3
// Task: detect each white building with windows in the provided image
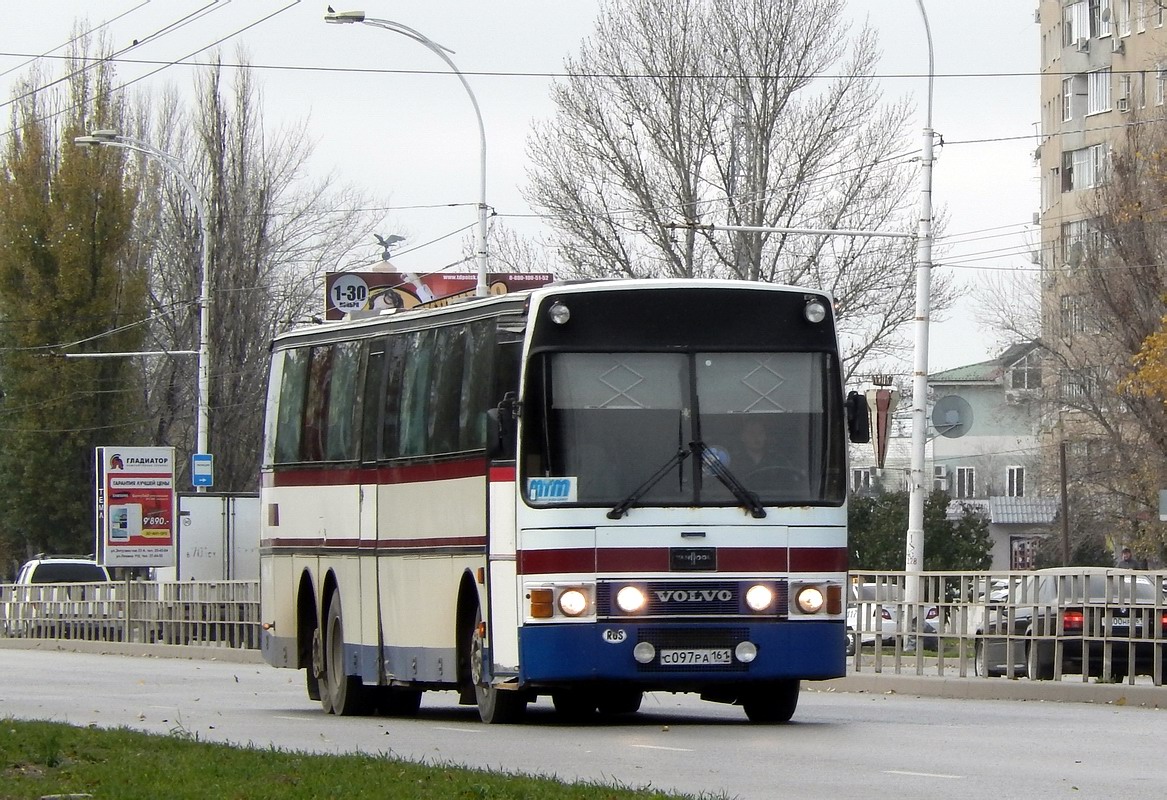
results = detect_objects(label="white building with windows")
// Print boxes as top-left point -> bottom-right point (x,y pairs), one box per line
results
929,342 -> 1059,570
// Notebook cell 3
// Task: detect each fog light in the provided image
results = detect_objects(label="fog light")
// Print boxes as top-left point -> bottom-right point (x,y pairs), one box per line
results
548,301 -> 571,324
557,588 -> 589,617
745,584 -> 774,612
796,585 -> 825,614
735,641 -> 758,663
633,641 -> 656,664
616,585 -> 647,613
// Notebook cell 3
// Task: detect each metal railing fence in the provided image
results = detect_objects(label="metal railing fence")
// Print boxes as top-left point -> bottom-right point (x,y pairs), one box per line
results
0,579 -> 260,650
2,571 -> 1163,685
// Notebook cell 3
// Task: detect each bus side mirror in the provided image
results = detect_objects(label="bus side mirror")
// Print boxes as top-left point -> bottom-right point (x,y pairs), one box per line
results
486,392 -> 518,460
845,391 -> 870,444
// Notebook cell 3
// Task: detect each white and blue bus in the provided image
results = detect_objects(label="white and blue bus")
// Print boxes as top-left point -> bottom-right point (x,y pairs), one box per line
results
259,278 -> 870,723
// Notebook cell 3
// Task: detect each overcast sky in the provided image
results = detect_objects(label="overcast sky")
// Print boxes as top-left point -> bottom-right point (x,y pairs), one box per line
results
1,1 -> 1039,374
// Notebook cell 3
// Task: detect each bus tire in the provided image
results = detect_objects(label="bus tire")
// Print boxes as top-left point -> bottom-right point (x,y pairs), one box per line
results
469,604 -> 526,724
310,625 -> 328,709
596,689 -> 642,715
740,680 -> 800,723
323,593 -> 368,715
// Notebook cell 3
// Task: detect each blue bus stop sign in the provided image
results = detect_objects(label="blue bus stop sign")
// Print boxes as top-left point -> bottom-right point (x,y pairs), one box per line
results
192,453 -> 214,488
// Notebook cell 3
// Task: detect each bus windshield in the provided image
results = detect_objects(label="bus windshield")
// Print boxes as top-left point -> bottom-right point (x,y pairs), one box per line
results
521,351 -> 846,509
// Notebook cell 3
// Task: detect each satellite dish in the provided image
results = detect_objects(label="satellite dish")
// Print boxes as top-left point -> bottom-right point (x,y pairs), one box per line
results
931,395 -> 973,438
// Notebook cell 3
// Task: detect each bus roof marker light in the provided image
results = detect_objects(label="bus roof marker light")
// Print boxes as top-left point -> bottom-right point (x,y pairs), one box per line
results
804,299 -> 827,324
548,301 -> 571,325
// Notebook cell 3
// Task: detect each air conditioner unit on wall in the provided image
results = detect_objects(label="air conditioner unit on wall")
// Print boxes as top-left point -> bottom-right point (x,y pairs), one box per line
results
1113,38 -> 1125,55
933,465 -> 949,492
1076,37 -> 1089,52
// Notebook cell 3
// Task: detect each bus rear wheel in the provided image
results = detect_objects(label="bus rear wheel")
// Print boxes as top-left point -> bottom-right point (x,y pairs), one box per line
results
740,680 -> 800,723
469,604 -> 526,724
323,593 -> 369,715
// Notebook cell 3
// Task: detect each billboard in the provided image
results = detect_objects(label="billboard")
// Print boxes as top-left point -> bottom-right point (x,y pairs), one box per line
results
324,270 -> 554,320
94,446 -> 176,568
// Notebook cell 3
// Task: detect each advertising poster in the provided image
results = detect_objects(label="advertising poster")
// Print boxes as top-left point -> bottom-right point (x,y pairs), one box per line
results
95,446 -> 176,568
324,271 -> 554,320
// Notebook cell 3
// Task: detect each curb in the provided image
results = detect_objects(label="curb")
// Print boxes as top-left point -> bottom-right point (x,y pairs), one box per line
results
0,637 -> 264,664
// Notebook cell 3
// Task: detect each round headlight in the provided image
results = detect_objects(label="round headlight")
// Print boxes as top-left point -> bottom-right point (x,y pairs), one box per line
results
548,301 -> 571,325
745,584 -> 774,612
796,586 -> 825,614
804,299 -> 827,324
633,641 -> 656,664
616,585 -> 647,613
558,588 -> 589,617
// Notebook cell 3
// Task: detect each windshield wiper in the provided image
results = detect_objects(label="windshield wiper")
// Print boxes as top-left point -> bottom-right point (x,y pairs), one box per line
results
607,448 -> 691,520
695,441 -> 766,519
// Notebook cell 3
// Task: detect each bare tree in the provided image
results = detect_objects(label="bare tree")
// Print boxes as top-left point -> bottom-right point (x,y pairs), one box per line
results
127,51 -> 382,490
525,0 -> 949,379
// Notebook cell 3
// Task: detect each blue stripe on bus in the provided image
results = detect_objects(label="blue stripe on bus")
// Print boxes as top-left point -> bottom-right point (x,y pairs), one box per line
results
517,621 -> 845,684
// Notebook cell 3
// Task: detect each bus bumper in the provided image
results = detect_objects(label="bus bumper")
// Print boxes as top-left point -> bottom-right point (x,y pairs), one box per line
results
516,620 -> 845,685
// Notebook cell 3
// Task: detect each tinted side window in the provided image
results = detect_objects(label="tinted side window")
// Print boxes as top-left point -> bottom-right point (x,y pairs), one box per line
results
302,346 -> 335,462
362,339 -> 387,463
429,326 -> 466,454
399,329 -> 436,457
380,335 -> 409,460
274,347 -> 309,463
324,341 -> 362,461
460,320 -> 496,450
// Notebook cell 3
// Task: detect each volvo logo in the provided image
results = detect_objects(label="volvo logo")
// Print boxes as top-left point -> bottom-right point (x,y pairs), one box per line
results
654,589 -> 733,603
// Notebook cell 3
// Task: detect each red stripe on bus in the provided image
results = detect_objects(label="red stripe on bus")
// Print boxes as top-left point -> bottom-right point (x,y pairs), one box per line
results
517,546 -> 847,575
489,466 -> 516,482
265,458 -> 486,488
264,536 -> 486,551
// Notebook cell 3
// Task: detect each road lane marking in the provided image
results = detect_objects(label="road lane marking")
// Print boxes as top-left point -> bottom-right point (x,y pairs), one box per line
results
885,770 -> 962,779
433,726 -> 482,734
631,744 -> 694,752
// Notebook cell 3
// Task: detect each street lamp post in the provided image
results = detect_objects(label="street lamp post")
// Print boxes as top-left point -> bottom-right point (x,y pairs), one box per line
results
905,0 -> 936,613
325,10 -> 490,298
74,130 -> 212,489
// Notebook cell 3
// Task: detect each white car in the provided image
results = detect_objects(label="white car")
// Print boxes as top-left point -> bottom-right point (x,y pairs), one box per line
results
4,556 -> 113,638
845,582 -> 940,655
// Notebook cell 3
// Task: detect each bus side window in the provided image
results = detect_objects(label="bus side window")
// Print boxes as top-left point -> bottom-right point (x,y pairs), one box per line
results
361,340 -> 387,463
460,319 -> 496,451
399,329 -> 436,458
379,335 -> 408,460
273,347 -> 309,464
324,340 -> 362,462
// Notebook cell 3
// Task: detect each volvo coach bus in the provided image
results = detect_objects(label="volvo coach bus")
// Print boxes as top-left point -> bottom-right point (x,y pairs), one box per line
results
259,279 -> 870,723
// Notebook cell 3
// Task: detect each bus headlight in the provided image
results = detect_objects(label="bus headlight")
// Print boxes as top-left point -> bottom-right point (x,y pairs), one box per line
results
548,301 -> 571,325
804,299 -> 827,323
557,588 -> 590,617
795,585 -> 825,614
745,584 -> 775,612
615,585 -> 647,613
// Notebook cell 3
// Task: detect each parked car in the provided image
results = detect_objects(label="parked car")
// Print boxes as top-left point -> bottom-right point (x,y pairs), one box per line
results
3,556 -> 114,638
845,582 -> 940,655
974,568 -> 1166,682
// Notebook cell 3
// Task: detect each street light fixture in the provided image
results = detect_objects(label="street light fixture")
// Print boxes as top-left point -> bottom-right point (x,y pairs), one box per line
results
74,129 -> 212,489
324,9 -> 490,298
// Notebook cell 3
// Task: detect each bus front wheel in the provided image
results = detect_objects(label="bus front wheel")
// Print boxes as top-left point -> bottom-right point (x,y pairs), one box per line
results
740,680 -> 800,723
469,605 -> 526,724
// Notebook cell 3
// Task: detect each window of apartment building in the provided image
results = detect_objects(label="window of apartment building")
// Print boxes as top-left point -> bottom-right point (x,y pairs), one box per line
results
1060,368 -> 1100,405
1060,294 -> 1092,335
851,467 -> 872,493
1159,0 -> 1165,26
1118,73 -> 1132,110
1061,144 -> 1108,191
955,467 -> 976,499
1087,69 -> 1112,114
1063,75 -> 1086,120
1009,351 -> 1042,390
1065,2 -> 1085,45
1118,0 -> 1132,35
1006,466 -> 1026,498
1158,64 -> 1167,105
1090,0 -> 1112,36
1137,0 -> 1147,32
1060,218 -> 1093,267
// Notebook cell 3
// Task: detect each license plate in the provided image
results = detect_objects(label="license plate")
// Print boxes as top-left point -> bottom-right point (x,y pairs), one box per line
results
659,648 -> 732,666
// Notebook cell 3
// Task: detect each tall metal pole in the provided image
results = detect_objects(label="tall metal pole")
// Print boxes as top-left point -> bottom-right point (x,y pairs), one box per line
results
905,0 -> 936,610
74,131 -> 212,489
325,11 -> 490,297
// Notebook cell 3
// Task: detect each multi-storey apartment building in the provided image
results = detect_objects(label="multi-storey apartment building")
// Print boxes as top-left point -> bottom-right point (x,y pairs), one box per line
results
1035,0 -> 1167,561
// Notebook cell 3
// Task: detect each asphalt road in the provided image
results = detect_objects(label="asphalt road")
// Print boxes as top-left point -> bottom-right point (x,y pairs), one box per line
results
1,641 -> 1165,798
